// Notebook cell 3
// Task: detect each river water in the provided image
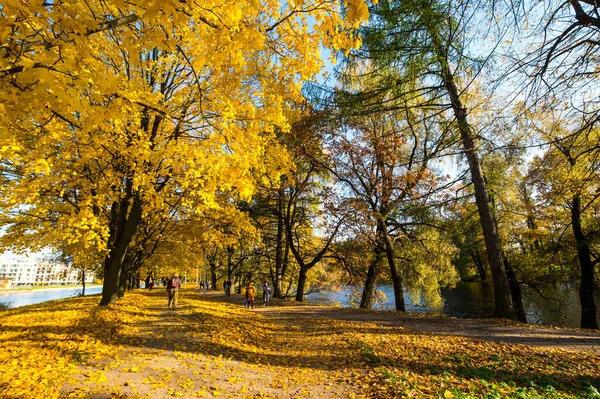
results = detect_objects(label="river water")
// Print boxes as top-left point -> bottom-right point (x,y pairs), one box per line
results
0,285 -> 103,308
306,281 -> 600,328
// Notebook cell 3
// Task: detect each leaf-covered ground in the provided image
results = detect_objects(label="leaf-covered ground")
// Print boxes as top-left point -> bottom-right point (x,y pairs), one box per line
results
0,289 -> 599,399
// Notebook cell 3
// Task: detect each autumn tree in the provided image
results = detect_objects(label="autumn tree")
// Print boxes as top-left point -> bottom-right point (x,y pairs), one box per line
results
524,109 -> 600,329
283,123 -> 348,302
0,0 -> 369,305
334,0 -> 517,319
313,103 -> 457,310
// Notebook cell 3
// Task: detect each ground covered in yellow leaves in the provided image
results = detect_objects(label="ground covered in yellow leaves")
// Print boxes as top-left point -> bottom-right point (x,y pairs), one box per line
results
0,290 -> 599,399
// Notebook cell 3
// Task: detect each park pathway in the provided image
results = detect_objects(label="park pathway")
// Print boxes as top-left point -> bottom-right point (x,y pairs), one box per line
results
57,290 -> 600,399
62,290 -> 362,399
217,290 -> 600,353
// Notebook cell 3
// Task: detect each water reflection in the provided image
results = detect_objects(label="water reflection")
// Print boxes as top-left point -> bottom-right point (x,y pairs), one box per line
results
306,281 -> 600,328
522,282 -> 600,328
441,281 -> 495,319
0,286 -> 103,308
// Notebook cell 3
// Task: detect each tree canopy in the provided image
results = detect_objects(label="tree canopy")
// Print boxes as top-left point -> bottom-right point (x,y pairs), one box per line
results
1,0 -> 599,329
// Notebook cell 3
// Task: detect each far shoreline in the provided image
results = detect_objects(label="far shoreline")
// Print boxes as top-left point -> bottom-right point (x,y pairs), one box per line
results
0,284 -> 102,294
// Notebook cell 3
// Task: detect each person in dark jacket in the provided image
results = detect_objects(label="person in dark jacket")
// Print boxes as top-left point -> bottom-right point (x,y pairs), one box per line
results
262,282 -> 272,307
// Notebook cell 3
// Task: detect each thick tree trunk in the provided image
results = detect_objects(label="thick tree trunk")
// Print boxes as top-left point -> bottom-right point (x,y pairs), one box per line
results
388,261 -> 405,311
360,267 -> 376,310
295,265 -> 309,302
572,194 -> 599,329
117,269 -> 128,298
433,37 -> 515,320
211,271 -> 217,291
100,254 -> 123,305
360,250 -> 383,309
99,194 -> 143,306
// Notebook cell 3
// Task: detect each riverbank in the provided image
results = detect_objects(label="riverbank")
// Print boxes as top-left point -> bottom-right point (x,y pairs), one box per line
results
1,289 -> 599,399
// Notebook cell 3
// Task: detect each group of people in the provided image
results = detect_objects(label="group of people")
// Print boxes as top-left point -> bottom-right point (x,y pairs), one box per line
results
243,281 -> 273,309
159,274 -> 275,311
145,275 -> 176,291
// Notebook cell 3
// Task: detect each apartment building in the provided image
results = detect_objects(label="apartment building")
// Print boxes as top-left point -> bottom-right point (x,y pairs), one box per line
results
0,254 -> 95,287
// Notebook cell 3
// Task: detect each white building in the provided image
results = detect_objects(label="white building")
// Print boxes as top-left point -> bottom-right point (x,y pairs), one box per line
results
0,253 -> 95,287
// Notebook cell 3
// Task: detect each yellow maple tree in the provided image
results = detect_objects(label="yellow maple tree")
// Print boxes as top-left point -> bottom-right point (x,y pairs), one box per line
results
0,0 -> 369,305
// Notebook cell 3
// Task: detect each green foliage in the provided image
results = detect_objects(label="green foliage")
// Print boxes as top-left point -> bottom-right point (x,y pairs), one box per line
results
398,227 -> 460,308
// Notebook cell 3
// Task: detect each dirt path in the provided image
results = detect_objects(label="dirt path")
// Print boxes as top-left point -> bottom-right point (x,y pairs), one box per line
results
63,291 -> 362,399
219,291 -> 600,353
55,290 -> 600,399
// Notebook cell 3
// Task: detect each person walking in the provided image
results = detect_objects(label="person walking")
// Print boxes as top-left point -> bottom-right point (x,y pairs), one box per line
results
166,273 -> 181,310
245,282 -> 256,309
224,280 -> 232,297
262,282 -> 272,307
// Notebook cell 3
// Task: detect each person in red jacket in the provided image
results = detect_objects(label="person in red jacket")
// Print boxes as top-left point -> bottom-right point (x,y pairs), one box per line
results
166,273 -> 181,310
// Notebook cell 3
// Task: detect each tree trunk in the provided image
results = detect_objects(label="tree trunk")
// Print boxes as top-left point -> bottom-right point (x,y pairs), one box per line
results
360,250 -> 383,309
503,255 -> 527,323
433,35 -> 515,320
360,268 -> 376,310
380,223 -> 405,311
128,273 -> 136,291
99,194 -> 143,306
280,240 -> 290,297
285,267 -> 295,298
209,258 -> 217,291
274,186 -> 285,298
572,194 -> 599,329
235,273 -> 242,294
388,260 -> 405,311
295,265 -> 309,302
227,247 -> 234,282
117,269 -> 128,298
100,254 -> 123,305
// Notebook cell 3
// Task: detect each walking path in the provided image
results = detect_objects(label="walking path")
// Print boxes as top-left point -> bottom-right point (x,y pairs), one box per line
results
241,294 -> 600,353
52,290 -> 600,399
